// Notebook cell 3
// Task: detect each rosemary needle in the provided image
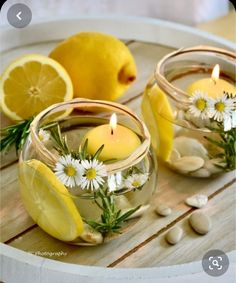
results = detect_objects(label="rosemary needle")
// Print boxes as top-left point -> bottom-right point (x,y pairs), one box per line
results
0,117 -> 33,153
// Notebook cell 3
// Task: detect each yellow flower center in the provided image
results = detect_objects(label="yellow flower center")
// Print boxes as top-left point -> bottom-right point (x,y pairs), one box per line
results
38,134 -> 44,141
38,133 -> 45,141
195,98 -> 207,111
215,101 -> 225,112
132,179 -> 141,187
64,165 -> 77,177
86,168 -> 97,180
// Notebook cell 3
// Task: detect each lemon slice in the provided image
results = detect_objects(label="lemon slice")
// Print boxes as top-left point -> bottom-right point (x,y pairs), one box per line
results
19,159 -> 83,241
0,54 -> 73,120
142,85 -> 174,161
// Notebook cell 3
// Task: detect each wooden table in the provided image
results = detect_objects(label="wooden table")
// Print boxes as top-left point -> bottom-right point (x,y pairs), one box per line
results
0,16 -> 236,282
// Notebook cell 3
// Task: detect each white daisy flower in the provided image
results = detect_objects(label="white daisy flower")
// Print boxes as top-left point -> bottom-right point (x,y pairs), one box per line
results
108,172 -> 123,192
223,115 -> 231,131
232,110 -> 236,128
38,129 -> 50,142
80,159 -> 107,191
189,90 -> 211,119
124,173 -> 149,190
209,94 -> 235,122
224,111 -> 236,131
54,155 -> 83,188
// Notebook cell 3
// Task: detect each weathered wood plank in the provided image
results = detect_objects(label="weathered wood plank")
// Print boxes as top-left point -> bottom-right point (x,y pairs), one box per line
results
0,113 -> 18,169
119,42 -> 174,104
0,164 -> 35,242
114,183 -> 236,268
7,164 -> 235,266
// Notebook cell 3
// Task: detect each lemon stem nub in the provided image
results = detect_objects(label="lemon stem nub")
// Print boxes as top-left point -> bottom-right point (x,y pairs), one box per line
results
118,64 -> 136,85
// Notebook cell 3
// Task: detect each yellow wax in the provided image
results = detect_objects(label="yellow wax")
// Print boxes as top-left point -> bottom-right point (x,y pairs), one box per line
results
82,124 -> 141,161
187,78 -> 236,98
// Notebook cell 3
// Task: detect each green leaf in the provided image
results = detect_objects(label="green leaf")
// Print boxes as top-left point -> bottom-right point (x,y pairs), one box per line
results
81,138 -> 88,159
93,144 -> 105,160
117,205 -> 141,222
0,117 -> 33,152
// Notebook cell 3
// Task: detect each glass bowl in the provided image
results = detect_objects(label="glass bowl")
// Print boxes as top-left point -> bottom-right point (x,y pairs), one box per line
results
19,98 -> 157,245
142,46 -> 235,178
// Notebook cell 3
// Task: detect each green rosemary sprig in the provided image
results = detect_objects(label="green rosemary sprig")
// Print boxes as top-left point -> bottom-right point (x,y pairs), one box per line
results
49,124 -> 70,155
85,187 -> 141,235
0,117 -> 33,152
205,124 -> 236,171
49,124 -> 107,162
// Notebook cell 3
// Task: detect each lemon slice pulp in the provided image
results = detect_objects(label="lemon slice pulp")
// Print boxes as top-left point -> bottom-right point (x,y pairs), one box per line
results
0,54 -> 73,120
19,159 -> 83,241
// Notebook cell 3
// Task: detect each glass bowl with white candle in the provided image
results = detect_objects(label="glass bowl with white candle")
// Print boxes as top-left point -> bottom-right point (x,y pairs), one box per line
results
142,46 -> 235,178
19,98 -> 157,245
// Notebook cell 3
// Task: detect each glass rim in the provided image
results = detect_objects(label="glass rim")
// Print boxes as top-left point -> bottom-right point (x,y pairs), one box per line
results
29,98 -> 151,174
154,45 -> 236,106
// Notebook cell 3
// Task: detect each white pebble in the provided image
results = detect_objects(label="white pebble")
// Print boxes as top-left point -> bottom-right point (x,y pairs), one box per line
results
185,194 -> 208,208
174,120 -> 191,136
115,195 -> 132,210
169,149 -> 181,163
165,226 -> 183,245
155,205 -> 172,216
204,159 -> 224,175
189,211 -> 212,235
174,136 -> 208,159
172,156 -> 204,172
190,168 -> 211,178
123,204 -> 150,220
80,223 -> 103,244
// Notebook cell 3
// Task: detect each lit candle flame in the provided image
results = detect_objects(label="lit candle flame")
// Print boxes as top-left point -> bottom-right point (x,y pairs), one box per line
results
109,113 -> 117,135
211,64 -> 220,84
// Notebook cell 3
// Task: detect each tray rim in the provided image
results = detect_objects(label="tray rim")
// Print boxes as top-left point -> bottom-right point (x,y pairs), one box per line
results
0,15 -> 235,53
1,243 -> 235,282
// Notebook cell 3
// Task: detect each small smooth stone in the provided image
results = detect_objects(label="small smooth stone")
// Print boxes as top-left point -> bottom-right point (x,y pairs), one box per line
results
165,226 -> 183,245
189,211 -> 212,235
190,168 -> 211,178
174,136 -> 208,159
115,195 -> 132,210
185,112 -> 211,128
176,110 -> 185,120
155,205 -> 172,216
185,194 -> 208,208
204,159 -> 225,175
80,223 -> 103,244
172,156 -> 204,172
123,204 -> 150,220
174,120 -> 191,136
169,149 -> 181,163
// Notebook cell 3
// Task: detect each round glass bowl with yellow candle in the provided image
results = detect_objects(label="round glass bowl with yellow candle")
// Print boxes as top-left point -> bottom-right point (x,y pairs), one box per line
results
142,46 -> 236,178
19,99 -> 157,245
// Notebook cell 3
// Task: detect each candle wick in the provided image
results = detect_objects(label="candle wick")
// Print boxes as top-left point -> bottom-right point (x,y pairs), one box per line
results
111,129 -> 114,135
212,78 -> 216,85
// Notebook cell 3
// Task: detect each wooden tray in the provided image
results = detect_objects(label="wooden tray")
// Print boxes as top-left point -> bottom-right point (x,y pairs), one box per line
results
1,16 -> 236,283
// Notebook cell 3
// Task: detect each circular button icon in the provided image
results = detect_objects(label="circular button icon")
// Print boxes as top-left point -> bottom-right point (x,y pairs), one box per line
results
202,249 -> 229,277
7,3 -> 32,28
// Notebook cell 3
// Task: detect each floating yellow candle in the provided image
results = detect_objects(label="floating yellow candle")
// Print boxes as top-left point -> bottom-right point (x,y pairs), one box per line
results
82,113 -> 141,161
187,64 -> 236,98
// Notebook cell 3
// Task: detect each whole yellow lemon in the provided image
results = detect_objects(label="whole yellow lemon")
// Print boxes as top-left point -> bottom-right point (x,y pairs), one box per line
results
49,32 -> 137,101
